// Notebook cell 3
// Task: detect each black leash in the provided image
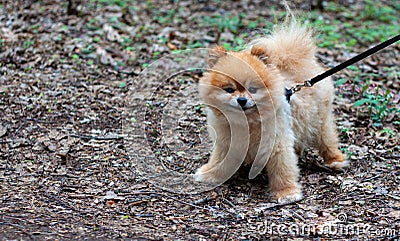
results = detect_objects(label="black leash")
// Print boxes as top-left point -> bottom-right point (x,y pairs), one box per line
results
285,34 -> 400,102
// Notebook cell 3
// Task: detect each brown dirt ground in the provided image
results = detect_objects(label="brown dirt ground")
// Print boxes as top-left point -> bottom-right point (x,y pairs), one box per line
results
0,0 -> 399,240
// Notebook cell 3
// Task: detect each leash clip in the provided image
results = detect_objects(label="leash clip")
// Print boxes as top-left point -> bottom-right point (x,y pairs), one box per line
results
285,80 -> 312,103
290,80 -> 312,94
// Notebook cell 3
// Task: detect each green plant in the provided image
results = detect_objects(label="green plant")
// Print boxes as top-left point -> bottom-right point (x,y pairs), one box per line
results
380,127 -> 396,138
23,39 -> 34,49
71,54 -> 80,60
119,81 -> 127,88
201,13 -> 245,34
339,64 -> 398,126
308,1 -> 399,50
86,18 -> 99,31
152,7 -> 183,25
353,85 -> 398,126
93,36 -> 101,43
384,66 -> 400,81
340,147 -> 354,160
325,2 -> 347,12
309,18 -> 342,49
96,0 -> 130,8
81,45 -> 94,54
362,0 -> 398,23
186,41 -> 204,49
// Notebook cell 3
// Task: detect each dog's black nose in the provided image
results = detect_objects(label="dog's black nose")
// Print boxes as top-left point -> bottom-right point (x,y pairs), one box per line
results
237,97 -> 247,107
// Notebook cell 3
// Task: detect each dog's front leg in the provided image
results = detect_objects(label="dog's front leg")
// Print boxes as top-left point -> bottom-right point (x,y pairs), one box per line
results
194,143 -> 233,183
266,141 -> 302,203
194,139 -> 249,183
195,120 -> 250,184
266,104 -> 302,204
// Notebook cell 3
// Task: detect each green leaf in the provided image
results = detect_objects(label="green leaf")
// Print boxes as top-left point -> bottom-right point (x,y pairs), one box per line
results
354,99 -> 369,107
371,100 -> 380,106
348,66 -> 359,71
336,78 -> 347,86
119,82 -> 127,88
248,21 -> 258,29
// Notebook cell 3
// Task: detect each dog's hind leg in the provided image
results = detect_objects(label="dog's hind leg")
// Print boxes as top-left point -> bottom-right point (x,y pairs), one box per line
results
317,113 -> 348,170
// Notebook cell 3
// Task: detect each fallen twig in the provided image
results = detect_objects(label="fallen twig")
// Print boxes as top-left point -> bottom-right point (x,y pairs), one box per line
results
163,194 -> 217,212
0,221 -> 33,238
69,134 -> 123,140
291,210 -> 306,222
193,196 -> 213,205
222,197 -> 235,208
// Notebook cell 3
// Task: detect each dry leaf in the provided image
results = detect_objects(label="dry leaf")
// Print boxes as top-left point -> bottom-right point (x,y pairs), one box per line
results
0,124 -> 7,137
103,24 -> 122,42
96,46 -> 114,65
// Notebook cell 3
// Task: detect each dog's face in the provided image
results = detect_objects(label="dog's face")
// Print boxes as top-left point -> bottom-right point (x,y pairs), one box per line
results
200,46 -> 282,117
205,68 -> 261,112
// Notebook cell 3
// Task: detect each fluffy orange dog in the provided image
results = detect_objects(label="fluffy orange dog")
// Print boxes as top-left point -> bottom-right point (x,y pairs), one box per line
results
195,20 -> 348,203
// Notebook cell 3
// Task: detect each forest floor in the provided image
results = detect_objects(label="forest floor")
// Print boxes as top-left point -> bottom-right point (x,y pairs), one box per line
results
0,0 -> 399,240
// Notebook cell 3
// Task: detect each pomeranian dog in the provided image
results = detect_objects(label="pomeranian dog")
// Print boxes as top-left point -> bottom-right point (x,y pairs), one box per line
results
195,18 -> 348,203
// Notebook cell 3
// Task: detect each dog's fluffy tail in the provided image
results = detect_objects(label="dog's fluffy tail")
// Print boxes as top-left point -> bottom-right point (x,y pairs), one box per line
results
249,17 -> 316,73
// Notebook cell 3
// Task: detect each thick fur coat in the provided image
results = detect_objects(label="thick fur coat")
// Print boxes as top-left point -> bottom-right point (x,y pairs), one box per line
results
195,20 -> 348,203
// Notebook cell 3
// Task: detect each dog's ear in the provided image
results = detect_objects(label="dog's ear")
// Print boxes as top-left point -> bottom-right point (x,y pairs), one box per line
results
208,46 -> 227,67
251,45 -> 270,64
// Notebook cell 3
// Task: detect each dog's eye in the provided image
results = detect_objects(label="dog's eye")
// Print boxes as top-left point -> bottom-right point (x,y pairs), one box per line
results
224,87 -> 235,93
248,87 -> 257,94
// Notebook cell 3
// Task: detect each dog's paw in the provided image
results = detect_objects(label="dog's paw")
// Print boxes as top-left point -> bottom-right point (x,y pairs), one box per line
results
193,166 -> 222,184
277,193 -> 303,204
324,151 -> 348,170
193,168 -> 208,182
325,160 -> 349,170
272,187 -> 303,204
